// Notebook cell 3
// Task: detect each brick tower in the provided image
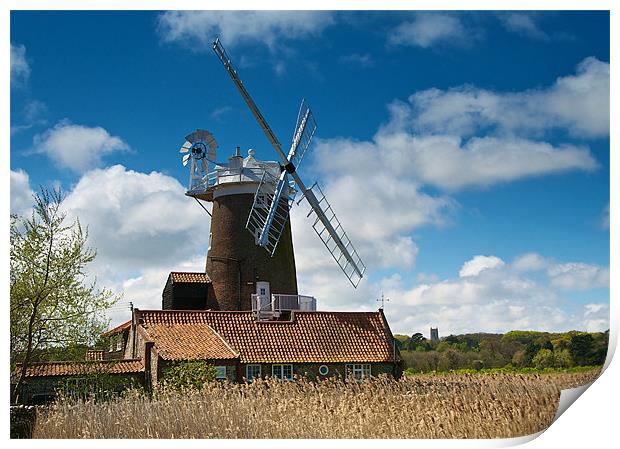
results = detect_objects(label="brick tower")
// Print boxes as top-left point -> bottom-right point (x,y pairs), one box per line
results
193,148 -> 298,311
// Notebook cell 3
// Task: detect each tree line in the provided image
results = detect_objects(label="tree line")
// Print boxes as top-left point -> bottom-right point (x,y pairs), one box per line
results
395,330 -> 608,372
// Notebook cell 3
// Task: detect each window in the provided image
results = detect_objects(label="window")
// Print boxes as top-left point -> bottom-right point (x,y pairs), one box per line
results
215,366 -> 227,380
115,337 -> 123,352
318,365 -> 329,376
246,365 -> 261,382
272,364 -> 293,381
345,364 -> 371,380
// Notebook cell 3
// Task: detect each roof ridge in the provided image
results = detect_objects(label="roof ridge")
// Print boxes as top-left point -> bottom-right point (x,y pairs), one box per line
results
17,359 -> 143,367
206,324 -> 240,358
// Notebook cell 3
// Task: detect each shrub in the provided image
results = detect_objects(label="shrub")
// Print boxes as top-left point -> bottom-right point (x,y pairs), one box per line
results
532,349 -> 554,370
161,360 -> 217,391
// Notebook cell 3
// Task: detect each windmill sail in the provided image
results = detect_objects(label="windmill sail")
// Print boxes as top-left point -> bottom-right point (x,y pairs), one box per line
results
303,184 -> 366,287
213,38 -> 366,288
246,170 -> 297,255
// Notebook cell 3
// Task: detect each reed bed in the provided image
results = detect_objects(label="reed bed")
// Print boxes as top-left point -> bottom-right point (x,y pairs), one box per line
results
33,369 -> 600,439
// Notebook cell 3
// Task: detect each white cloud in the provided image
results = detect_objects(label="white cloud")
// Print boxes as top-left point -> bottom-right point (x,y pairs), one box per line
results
292,250 -> 609,335
582,303 -> 609,332
10,169 -> 34,217
33,121 -> 130,173
158,11 -> 333,50
512,252 -> 551,272
500,13 -> 549,40
291,137 -> 455,278
61,165 -> 211,327
405,57 -> 609,138
310,58 -> 603,192
388,13 -> 468,48
548,262 -> 610,290
374,132 -> 596,190
307,253 -> 608,335
62,165 -> 210,275
10,43 -> 30,87
459,255 -> 505,277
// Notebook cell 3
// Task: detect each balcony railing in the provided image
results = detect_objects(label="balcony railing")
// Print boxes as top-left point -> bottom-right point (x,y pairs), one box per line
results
251,294 -> 317,320
190,166 -> 271,193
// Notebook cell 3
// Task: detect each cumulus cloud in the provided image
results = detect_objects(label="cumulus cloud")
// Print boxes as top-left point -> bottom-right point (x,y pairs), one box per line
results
32,121 -> 130,173
312,58 -> 603,193
388,13 -> 468,48
512,252 -> 551,272
459,255 -> 505,277
548,262 -> 610,290
582,303 -> 609,332
10,43 -> 30,87
290,137 -> 455,281
62,165 -> 210,275
299,252 -> 609,335
10,169 -> 34,217
404,57 -> 609,138
158,11 -> 333,50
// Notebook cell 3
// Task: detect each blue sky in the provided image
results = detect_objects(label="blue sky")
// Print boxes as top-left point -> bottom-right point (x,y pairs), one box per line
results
9,10 -> 610,335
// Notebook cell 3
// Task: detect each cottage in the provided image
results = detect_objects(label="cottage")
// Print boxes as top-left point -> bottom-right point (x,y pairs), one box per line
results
14,359 -> 144,404
105,306 -> 402,389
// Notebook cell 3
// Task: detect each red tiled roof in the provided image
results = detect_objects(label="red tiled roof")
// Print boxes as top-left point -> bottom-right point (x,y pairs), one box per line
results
102,319 -> 131,337
18,359 -> 143,377
137,310 -> 400,364
141,323 -> 238,361
169,272 -> 211,283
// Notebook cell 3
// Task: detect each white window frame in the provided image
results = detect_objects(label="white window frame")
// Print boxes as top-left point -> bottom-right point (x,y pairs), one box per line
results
272,364 -> 293,381
215,366 -> 227,380
345,364 -> 371,379
115,337 -> 123,352
246,364 -> 261,382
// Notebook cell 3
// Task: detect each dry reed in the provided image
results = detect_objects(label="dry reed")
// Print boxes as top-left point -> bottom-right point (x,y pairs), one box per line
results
33,369 -> 600,439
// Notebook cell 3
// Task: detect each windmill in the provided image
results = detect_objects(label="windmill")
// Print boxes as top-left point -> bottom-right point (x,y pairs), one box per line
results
179,129 -> 218,193
213,38 -> 366,288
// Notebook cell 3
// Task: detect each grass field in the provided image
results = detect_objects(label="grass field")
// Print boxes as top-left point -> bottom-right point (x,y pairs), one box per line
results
33,369 -> 601,439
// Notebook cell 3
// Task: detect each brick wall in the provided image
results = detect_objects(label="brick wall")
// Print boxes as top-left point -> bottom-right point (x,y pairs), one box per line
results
205,193 -> 298,311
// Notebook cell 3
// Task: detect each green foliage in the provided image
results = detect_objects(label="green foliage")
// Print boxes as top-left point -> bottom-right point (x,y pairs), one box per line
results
400,329 -> 607,373
553,349 -> 573,369
10,188 -> 119,403
532,349 -> 554,369
472,360 -> 484,371
161,360 -> 217,391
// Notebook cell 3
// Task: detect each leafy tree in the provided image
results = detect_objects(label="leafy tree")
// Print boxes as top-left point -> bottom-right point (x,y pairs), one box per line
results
553,349 -> 573,368
524,341 -> 542,366
10,188 -> 117,403
512,350 -> 526,367
407,332 -> 427,351
569,333 -> 595,366
161,360 -> 217,391
532,349 -> 555,369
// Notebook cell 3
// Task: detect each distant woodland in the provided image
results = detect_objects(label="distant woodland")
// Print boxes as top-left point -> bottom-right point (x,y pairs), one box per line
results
395,330 -> 609,373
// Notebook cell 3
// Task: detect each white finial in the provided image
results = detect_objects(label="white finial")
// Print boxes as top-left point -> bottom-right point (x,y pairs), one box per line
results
248,148 -> 255,157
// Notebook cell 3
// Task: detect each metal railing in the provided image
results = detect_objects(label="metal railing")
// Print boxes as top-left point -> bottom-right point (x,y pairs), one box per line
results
190,166 -> 271,193
251,294 -> 317,320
